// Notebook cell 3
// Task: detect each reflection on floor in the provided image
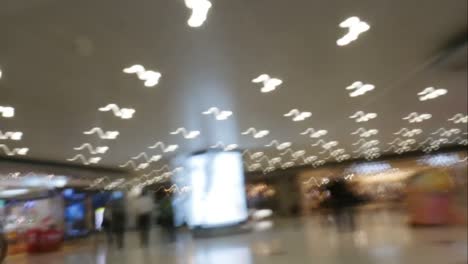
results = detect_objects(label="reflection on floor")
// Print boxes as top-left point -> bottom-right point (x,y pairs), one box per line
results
6,209 -> 468,264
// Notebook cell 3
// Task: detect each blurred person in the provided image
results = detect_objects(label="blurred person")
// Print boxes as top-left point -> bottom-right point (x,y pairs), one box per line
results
109,193 -> 126,249
321,179 -> 364,232
102,203 -> 113,245
157,194 -> 176,242
136,190 -> 153,247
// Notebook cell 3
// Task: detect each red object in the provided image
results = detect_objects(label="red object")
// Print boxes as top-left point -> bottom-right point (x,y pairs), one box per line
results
26,228 -> 63,253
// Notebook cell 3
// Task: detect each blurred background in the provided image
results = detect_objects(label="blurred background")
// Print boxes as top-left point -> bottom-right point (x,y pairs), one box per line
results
0,0 -> 467,263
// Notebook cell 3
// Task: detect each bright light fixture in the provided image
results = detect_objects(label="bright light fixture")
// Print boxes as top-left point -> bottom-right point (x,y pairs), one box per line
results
202,107 -> 233,120
265,140 -> 292,150
67,154 -> 101,165
346,81 -> 375,97
148,142 -> 179,152
349,111 -> 377,122
170,128 -> 200,139
0,131 -> 23,141
99,104 -> 135,119
418,87 -> 447,101
0,145 -> 28,156
252,74 -> 283,93
241,128 -> 270,138
337,16 -> 370,46
300,128 -> 328,138
402,112 -> 432,123
83,127 -> 119,139
123,64 -> 161,87
448,113 -> 467,124
394,128 -> 422,137
74,143 -> 109,154
351,128 -> 379,138
185,0 -> 212,27
284,109 -> 312,122
0,106 -> 14,118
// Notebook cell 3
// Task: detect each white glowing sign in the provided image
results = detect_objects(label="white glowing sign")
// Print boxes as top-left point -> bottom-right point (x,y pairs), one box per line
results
185,151 -> 248,228
337,16 -> 370,46
252,74 -> 283,93
74,143 -> 109,154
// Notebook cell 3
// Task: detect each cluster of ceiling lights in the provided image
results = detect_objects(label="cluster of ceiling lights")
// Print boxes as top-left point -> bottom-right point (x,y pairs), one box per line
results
1,96 -> 28,156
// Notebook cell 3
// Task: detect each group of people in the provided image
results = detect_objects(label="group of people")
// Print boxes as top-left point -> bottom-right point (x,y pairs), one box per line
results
102,190 -> 154,248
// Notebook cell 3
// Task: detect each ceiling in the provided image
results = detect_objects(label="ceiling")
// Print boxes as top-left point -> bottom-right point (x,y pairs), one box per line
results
0,0 -> 467,173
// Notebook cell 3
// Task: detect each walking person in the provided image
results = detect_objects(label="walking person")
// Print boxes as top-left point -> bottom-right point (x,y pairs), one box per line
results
136,190 -> 153,247
109,193 -> 126,249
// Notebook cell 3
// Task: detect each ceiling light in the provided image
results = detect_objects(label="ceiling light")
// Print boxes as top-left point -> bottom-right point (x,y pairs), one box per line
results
0,145 -> 28,156
241,127 -> 270,138
418,87 -> 447,101
300,128 -> 328,138
394,128 -> 422,137
119,160 -> 150,171
202,107 -> 233,120
74,143 -> 109,154
448,113 -> 468,124
210,142 -> 238,151
131,152 -> 162,163
402,112 -> 432,123
170,128 -> 200,139
252,74 -> 283,93
346,81 -> 375,97
243,150 -> 265,160
349,111 -> 378,122
67,154 -> 101,165
284,109 -> 312,122
0,106 -> 14,118
83,127 -> 119,139
123,64 -> 161,87
351,128 -> 379,137
265,140 -> 291,150
99,104 -> 135,119
148,142 -> 179,152
337,16 -> 370,46
0,131 -> 23,140
185,0 -> 212,27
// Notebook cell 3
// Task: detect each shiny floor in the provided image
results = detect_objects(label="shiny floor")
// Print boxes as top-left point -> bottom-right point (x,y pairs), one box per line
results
6,209 -> 468,264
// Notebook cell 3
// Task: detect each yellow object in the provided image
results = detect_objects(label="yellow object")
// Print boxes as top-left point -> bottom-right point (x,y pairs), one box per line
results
409,169 -> 454,192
